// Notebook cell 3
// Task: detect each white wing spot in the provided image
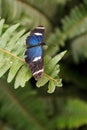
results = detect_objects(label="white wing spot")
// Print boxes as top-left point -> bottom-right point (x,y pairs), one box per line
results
34,32 -> 42,36
36,26 -> 45,29
33,69 -> 44,76
33,56 -> 41,62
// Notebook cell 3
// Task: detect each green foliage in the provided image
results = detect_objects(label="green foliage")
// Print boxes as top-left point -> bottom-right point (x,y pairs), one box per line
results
46,0 -> 87,58
0,0 -> 87,130
71,33 -> 87,63
0,19 -> 31,88
56,98 -> 87,129
0,0 -> 52,32
37,51 -> 66,93
46,29 -> 64,56
0,19 -> 66,93
21,0 -> 68,23
0,79 -> 49,130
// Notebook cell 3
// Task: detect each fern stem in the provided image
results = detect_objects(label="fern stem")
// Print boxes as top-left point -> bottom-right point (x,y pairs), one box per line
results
0,47 -> 58,83
0,47 -> 25,63
43,72 -> 58,83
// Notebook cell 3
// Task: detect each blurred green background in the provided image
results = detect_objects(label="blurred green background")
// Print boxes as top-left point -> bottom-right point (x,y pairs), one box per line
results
0,0 -> 87,130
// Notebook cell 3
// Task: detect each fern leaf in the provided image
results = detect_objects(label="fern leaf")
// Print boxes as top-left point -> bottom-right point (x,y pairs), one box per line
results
0,23 -> 20,48
56,98 -> 87,129
62,1 -> 87,38
47,80 -> 55,93
0,79 -> 49,130
46,28 -> 65,56
0,20 -> 29,88
22,0 -> 56,20
0,19 -> 5,36
46,0 -> 87,56
14,65 -> 32,89
71,33 -> 87,63
6,29 -> 25,51
0,60 -> 11,77
1,0 -> 52,32
21,0 -> 68,24
0,19 -> 66,93
45,51 -> 66,73
7,59 -> 24,83
37,51 -> 66,93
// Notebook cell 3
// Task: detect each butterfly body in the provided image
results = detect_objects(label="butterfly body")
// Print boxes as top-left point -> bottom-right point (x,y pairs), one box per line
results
25,26 -> 45,80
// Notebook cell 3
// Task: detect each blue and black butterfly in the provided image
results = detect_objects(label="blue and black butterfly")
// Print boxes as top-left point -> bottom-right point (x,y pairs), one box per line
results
25,26 -> 45,80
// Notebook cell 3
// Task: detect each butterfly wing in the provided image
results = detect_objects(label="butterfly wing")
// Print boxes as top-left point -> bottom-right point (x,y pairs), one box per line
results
25,46 -> 44,80
25,26 -> 45,80
26,26 -> 45,47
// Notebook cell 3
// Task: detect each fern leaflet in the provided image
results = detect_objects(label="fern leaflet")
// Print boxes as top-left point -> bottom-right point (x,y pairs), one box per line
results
0,19 -> 66,93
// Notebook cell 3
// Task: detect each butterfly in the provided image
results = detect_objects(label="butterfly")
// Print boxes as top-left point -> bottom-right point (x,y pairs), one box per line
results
25,26 -> 45,80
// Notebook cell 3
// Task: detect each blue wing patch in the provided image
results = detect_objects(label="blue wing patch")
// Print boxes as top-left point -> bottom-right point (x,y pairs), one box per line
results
25,26 -> 45,80
26,26 -> 44,47
26,35 -> 43,46
25,46 -> 43,63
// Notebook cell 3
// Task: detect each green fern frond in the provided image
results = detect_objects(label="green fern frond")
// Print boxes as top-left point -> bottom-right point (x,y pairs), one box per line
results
37,51 -> 66,93
21,0 -> 68,24
0,79 -> 49,130
56,98 -> 87,129
46,0 -> 87,56
71,33 -> 87,63
0,19 -> 66,93
45,29 -> 64,56
1,0 -> 52,32
0,19 -> 31,88
62,0 -> 87,39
